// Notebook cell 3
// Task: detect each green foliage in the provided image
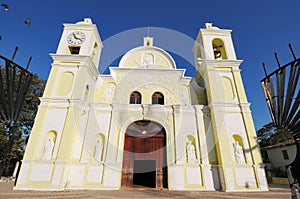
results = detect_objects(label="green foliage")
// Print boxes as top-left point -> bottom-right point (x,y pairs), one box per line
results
0,70 -> 45,176
257,122 -> 294,148
0,126 -> 7,156
19,74 -> 46,136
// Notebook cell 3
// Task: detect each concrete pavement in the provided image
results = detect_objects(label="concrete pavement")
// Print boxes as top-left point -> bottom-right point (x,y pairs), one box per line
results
0,181 -> 295,199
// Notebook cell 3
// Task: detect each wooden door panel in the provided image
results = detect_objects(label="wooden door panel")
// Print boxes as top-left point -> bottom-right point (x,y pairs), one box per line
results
121,121 -> 167,189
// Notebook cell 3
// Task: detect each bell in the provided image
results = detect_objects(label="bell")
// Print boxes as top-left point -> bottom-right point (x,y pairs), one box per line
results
213,44 -> 222,59
214,50 -> 222,59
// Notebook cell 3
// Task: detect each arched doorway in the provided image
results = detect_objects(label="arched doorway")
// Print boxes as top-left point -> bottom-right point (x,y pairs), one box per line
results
121,120 -> 168,189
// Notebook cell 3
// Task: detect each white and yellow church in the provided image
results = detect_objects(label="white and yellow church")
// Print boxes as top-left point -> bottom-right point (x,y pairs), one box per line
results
14,18 -> 268,191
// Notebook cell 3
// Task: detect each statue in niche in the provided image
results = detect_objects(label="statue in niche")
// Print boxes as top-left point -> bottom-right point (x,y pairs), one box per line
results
234,141 -> 245,164
94,139 -> 103,161
104,85 -> 114,102
42,137 -> 55,160
186,141 -> 197,163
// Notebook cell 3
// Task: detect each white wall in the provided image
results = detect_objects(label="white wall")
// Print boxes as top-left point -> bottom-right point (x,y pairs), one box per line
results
267,144 -> 297,169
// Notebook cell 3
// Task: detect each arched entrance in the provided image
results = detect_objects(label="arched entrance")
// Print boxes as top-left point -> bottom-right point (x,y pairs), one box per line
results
121,120 -> 168,189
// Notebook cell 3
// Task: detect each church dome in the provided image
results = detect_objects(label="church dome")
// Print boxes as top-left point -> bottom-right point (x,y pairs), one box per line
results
118,37 -> 176,69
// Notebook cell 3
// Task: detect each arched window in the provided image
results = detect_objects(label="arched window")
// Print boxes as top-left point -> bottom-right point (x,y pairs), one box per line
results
92,42 -> 99,63
152,92 -> 164,105
84,85 -> 89,102
212,38 -> 227,60
130,91 -> 141,104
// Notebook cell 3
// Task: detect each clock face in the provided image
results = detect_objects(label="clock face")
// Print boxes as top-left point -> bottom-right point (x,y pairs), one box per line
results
67,31 -> 86,46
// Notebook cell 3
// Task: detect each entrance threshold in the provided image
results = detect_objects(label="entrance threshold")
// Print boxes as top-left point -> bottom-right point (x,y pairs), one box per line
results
120,187 -> 168,191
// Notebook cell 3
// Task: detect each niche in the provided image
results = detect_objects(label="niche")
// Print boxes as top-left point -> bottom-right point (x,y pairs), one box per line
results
56,71 -> 74,96
42,130 -> 57,160
94,134 -> 105,161
186,135 -> 197,163
232,134 -> 246,164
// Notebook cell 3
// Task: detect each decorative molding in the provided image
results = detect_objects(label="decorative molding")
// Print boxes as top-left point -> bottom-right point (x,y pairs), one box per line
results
200,28 -> 232,36
118,45 -> 176,69
50,54 -> 99,78
209,102 -> 252,113
198,59 -> 243,68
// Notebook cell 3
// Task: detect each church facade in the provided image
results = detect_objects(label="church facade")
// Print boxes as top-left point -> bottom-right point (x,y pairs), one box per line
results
15,18 -> 268,191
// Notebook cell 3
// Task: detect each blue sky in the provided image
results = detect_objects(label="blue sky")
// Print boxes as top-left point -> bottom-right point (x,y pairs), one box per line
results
1,0 -> 300,130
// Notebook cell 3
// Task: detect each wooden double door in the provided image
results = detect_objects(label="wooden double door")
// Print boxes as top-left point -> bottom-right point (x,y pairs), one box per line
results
121,121 -> 168,189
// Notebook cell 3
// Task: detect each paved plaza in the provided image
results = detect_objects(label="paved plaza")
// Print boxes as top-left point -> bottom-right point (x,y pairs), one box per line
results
0,181 -> 295,199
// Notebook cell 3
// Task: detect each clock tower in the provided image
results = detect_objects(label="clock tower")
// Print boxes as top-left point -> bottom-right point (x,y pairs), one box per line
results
56,18 -> 103,67
15,18 -> 103,189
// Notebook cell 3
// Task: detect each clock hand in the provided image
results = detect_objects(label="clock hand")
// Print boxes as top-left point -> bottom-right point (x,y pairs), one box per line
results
72,33 -> 78,39
73,33 -> 82,41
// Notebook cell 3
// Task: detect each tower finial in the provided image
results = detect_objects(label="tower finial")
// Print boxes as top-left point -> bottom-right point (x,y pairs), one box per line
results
147,25 -> 150,37
144,25 -> 153,46
143,37 -> 153,46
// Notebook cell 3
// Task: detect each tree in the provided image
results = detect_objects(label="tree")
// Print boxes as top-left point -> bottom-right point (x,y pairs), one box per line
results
257,122 -> 293,148
0,70 -> 45,176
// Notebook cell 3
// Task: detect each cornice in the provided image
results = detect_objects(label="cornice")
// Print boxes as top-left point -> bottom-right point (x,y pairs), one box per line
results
200,28 -> 232,36
197,59 -> 243,67
50,54 -> 99,78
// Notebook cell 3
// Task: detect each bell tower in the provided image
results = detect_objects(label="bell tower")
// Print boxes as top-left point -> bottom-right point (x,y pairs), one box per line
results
42,18 -> 102,100
15,18 -> 103,190
56,18 -> 103,67
193,23 -> 237,61
193,23 -> 268,191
